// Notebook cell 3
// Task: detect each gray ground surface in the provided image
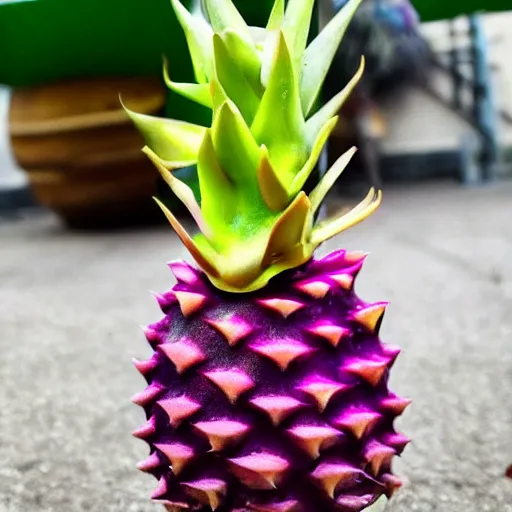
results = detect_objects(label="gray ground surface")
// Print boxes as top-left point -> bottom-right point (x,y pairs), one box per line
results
1,181 -> 511,512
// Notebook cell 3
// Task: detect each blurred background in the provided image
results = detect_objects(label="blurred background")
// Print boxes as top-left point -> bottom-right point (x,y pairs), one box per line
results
1,0 -> 511,511
1,0 -> 512,225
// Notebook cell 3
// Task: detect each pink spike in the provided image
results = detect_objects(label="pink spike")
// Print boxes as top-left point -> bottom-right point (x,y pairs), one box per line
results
257,298 -> 305,318
381,344 -> 401,361
155,442 -> 195,476
203,369 -> 255,403
182,478 -> 227,510
137,451 -> 161,472
168,260 -> 199,284
332,408 -> 382,439
132,356 -> 158,376
316,249 -> 346,266
151,475 -> 168,500
352,303 -> 387,333
159,339 -> 206,375
286,425 -> 341,458
382,432 -> 411,452
157,396 -> 201,427
343,358 -> 389,387
336,494 -> 374,510
250,339 -> 314,371
298,377 -> 351,412
382,473 -> 403,497
140,324 -> 160,344
152,291 -> 176,311
344,250 -> 368,265
131,383 -> 165,406
193,420 -> 250,452
228,453 -> 289,490
310,463 -> 362,498
248,500 -> 300,512
207,316 -> 254,347
175,291 -> 207,317
306,323 -> 350,347
294,279 -> 331,299
249,396 -> 305,426
132,416 -> 156,439
364,440 -> 396,475
163,502 -> 190,511
381,396 -> 412,415
328,273 -> 354,291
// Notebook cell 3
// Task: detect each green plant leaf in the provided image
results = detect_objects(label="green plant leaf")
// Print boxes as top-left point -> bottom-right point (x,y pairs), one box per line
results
311,187 -> 382,245
301,0 -> 363,115
289,116 -> 338,196
153,197 -> 220,277
266,0 -> 284,30
257,146 -> 289,212
163,58 -> 213,108
309,146 -> 357,214
123,103 -> 205,164
262,192 -> 311,266
259,29 -> 279,88
144,147 -> 212,237
213,33 -> 259,124
211,100 -> 260,192
210,77 -> 229,112
305,56 -> 364,141
282,0 -> 315,69
222,29 -> 264,97
203,0 -> 251,40
170,0 -> 213,83
251,31 -> 306,188
196,131 -> 237,237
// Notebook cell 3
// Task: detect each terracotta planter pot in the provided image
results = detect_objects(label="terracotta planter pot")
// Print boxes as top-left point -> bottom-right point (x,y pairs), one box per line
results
9,76 -> 166,228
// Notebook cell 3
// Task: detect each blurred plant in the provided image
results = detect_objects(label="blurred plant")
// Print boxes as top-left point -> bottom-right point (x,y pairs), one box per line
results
325,0 -> 431,102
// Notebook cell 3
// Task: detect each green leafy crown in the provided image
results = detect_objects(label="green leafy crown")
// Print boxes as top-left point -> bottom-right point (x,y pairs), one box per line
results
124,0 -> 381,293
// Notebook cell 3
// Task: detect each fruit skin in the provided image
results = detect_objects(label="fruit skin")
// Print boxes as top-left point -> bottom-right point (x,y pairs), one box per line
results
133,249 -> 409,511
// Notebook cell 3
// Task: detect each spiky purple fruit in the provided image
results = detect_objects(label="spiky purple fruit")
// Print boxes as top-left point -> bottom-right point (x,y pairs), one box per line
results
132,250 -> 409,511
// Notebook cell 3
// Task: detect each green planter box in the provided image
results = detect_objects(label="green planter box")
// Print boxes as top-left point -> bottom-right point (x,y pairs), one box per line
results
413,0 -> 512,22
0,0 -> 274,123
0,0 -> 276,214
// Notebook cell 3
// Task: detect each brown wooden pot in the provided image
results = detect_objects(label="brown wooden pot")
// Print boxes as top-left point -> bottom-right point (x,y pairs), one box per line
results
9,76 -> 166,228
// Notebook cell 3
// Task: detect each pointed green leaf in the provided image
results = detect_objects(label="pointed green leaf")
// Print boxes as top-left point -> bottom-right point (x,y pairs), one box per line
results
311,188 -> 382,245
153,197 -> 220,277
144,147 -> 212,238
257,146 -> 289,212
213,34 -> 259,124
301,0 -> 363,115
222,29 -> 264,97
123,103 -> 206,164
251,31 -> 306,188
282,0 -> 315,69
210,77 -> 229,112
309,146 -> 357,214
266,0 -> 284,30
305,56 -> 364,140
262,192 -> 311,266
211,100 -> 260,191
163,58 -> 213,108
203,0 -> 250,40
170,0 -> 213,83
259,29 -> 279,88
197,131 -> 237,235
289,116 -> 338,197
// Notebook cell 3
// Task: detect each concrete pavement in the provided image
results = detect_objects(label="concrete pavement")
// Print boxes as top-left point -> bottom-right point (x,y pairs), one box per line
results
1,181 -> 511,511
